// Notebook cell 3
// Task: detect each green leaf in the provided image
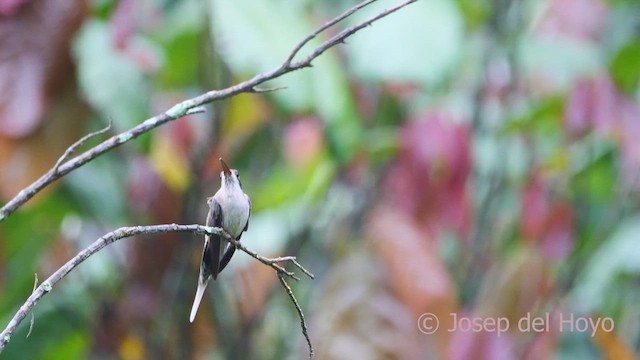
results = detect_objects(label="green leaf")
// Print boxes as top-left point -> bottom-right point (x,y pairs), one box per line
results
252,158 -> 335,211
73,21 -> 153,131
209,0 -> 336,111
39,331 -> 89,360
455,0 -> 491,31
570,149 -> 616,203
156,30 -> 200,88
571,216 -> 640,314
610,39 -> 640,94
0,194 -> 75,316
154,0 -> 205,88
346,0 -> 464,84
518,35 -> 603,89
502,97 -> 564,135
1,305 -> 90,360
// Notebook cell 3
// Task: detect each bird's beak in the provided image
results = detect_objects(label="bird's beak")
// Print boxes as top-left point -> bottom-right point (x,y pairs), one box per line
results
219,158 -> 231,177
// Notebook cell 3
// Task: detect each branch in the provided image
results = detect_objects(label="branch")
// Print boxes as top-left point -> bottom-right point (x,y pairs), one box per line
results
0,224 -> 313,353
278,274 -> 313,359
0,0 -> 418,223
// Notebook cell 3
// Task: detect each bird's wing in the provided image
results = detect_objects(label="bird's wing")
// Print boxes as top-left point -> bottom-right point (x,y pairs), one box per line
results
218,244 -> 235,274
243,194 -> 251,232
206,198 -> 224,280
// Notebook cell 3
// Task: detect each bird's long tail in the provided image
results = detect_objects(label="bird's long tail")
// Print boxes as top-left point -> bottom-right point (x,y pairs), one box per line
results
190,278 -> 209,323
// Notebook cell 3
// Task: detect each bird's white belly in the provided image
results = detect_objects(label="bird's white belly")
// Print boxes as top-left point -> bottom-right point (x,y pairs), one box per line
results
218,193 -> 249,238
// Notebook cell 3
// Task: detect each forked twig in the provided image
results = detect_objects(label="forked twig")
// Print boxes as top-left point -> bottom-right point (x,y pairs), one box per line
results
52,121 -> 112,174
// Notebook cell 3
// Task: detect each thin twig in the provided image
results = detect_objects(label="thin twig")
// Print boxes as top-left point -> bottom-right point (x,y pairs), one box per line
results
291,258 -> 315,280
0,224 -> 313,353
282,0 -> 377,66
292,0 -> 418,69
249,86 -> 287,94
268,256 -> 315,280
224,233 -> 314,280
26,274 -> 38,338
52,121 -> 112,174
185,106 -> 207,115
0,0 -> 418,223
278,274 -> 313,359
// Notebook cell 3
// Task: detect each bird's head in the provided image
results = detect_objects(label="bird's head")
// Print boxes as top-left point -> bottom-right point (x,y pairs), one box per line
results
219,158 -> 242,189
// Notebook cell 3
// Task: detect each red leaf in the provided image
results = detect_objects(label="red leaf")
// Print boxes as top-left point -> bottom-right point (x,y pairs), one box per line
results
283,117 -> 324,169
521,175 -> 550,241
0,0 -> 29,16
564,78 -> 593,135
538,0 -> 608,41
367,206 -> 457,356
448,317 -> 516,360
0,0 -> 87,138
385,112 -> 473,238
520,174 -> 574,261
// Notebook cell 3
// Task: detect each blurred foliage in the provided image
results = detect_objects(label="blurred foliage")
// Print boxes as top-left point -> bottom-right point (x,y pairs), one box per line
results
1,0 -> 640,359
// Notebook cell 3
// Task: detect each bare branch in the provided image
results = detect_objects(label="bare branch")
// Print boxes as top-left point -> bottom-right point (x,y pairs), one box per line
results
278,274 -> 313,359
0,0 -> 418,223
0,224 -> 313,353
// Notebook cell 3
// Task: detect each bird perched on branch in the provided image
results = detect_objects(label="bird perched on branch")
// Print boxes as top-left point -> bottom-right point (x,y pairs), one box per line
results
190,158 -> 251,322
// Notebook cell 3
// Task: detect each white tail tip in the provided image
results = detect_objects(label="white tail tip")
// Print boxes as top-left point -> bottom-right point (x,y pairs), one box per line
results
189,281 -> 208,323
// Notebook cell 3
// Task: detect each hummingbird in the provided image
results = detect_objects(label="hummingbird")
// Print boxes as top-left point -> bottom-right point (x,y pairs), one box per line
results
190,158 -> 251,323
